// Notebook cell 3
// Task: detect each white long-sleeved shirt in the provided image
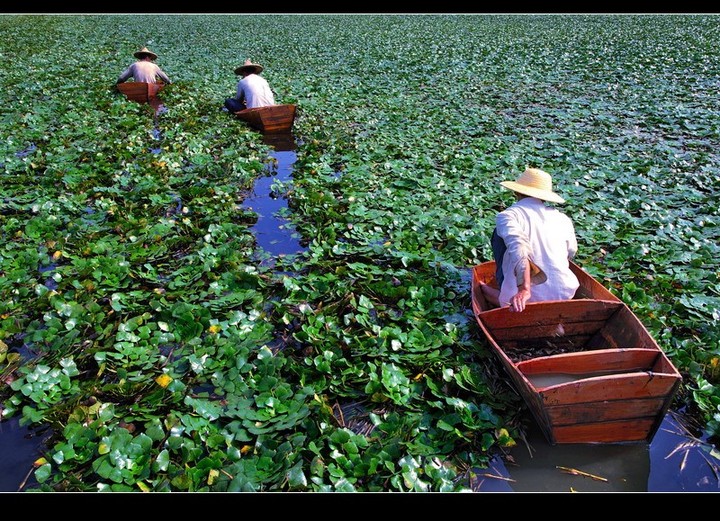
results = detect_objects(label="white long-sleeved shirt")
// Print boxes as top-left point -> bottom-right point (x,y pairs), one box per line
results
495,196 -> 579,307
117,61 -> 171,84
235,73 -> 275,108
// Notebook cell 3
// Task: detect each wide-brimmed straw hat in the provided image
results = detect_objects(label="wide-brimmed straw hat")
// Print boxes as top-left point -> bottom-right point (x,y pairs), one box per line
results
235,59 -> 264,75
134,47 -> 158,60
500,168 -> 566,204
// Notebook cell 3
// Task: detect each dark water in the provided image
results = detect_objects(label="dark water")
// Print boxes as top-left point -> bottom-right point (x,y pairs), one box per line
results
0,418 -> 51,492
243,134 -> 306,263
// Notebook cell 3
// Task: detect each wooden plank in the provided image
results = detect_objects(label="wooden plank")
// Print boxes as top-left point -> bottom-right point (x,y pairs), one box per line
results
477,300 -> 622,331
552,418 -> 658,444
117,81 -> 164,103
544,396 -> 668,425
538,372 -> 681,406
516,348 -> 660,375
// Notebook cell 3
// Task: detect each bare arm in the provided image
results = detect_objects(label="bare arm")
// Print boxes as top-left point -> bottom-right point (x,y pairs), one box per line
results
508,258 -> 532,312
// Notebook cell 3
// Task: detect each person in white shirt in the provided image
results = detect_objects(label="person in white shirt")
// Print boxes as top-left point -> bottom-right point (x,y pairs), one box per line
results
116,47 -> 172,85
480,168 -> 579,312
224,59 -> 275,112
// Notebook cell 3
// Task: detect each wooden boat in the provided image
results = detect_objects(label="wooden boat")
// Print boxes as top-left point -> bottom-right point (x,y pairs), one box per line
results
471,260 -> 682,445
235,104 -> 296,133
117,82 -> 164,103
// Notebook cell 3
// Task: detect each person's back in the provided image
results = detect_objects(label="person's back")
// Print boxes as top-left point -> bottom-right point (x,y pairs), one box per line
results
225,59 -> 275,113
238,73 -> 275,109
496,196 -> 578,306
482,167 -> 579,312
121,61 -> 167,84
117,46 -> 172,85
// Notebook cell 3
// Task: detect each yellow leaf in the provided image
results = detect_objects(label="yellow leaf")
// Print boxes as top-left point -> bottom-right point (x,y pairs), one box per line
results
52,250 -> 63,260
208,325 -> 221,334
240,445 -> 253,455
137,481 -> 151,492
34,457 -> 48,467
155,374 -> 173,388
207,469 -> 219,485
495,427 -> 517,448
98,443 -> 110,455
0,339 -> 7,352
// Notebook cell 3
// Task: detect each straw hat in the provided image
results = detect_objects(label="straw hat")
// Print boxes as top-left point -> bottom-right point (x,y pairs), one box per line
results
134,47 -> 158,60
500,168 -> 566,204
235,59 -> 264,75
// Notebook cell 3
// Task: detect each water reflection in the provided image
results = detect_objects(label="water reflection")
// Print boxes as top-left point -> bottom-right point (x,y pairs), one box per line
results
473,410 -> 720,492
243,133 -> 306,265
262,132 -> 297,151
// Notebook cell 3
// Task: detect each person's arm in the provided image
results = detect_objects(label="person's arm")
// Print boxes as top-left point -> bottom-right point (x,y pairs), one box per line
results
496,209 -> 533,288
116,65 -> 132,84
156,66 -> 172,85
508,258 -> 532,312
235,81 -> 245,103
496,207 -> 543,312
566,219 -> 578,260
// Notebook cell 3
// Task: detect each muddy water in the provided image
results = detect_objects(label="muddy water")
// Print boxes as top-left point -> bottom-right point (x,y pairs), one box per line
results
473,409 -> 719,492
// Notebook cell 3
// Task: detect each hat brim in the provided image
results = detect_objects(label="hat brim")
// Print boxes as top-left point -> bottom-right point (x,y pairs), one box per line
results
134,51 -> 158,60
500,181 -> 565,204
235,64 -> 263,75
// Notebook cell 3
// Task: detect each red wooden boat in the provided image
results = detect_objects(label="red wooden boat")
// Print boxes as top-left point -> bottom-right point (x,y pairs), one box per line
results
471,260 -> 681,444
117,82 -> 164,103
235,104 -> 296,133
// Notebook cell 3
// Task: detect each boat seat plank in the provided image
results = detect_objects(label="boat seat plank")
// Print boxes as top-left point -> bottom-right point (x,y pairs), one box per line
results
516,348 -> 661,375
477,300 -> 622,330
539,372 -> 681,405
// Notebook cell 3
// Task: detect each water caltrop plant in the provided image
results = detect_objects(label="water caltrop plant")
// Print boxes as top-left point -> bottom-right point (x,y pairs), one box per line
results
1,14 -> 719,491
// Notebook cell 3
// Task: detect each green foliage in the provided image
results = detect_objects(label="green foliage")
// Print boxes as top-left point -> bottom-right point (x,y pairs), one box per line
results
1,13 -> 719,491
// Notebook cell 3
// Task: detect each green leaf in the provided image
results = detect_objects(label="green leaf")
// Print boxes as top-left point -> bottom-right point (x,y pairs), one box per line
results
154,449 -> 170,472
35,463 -> 52,483
287,465 -> 308,489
